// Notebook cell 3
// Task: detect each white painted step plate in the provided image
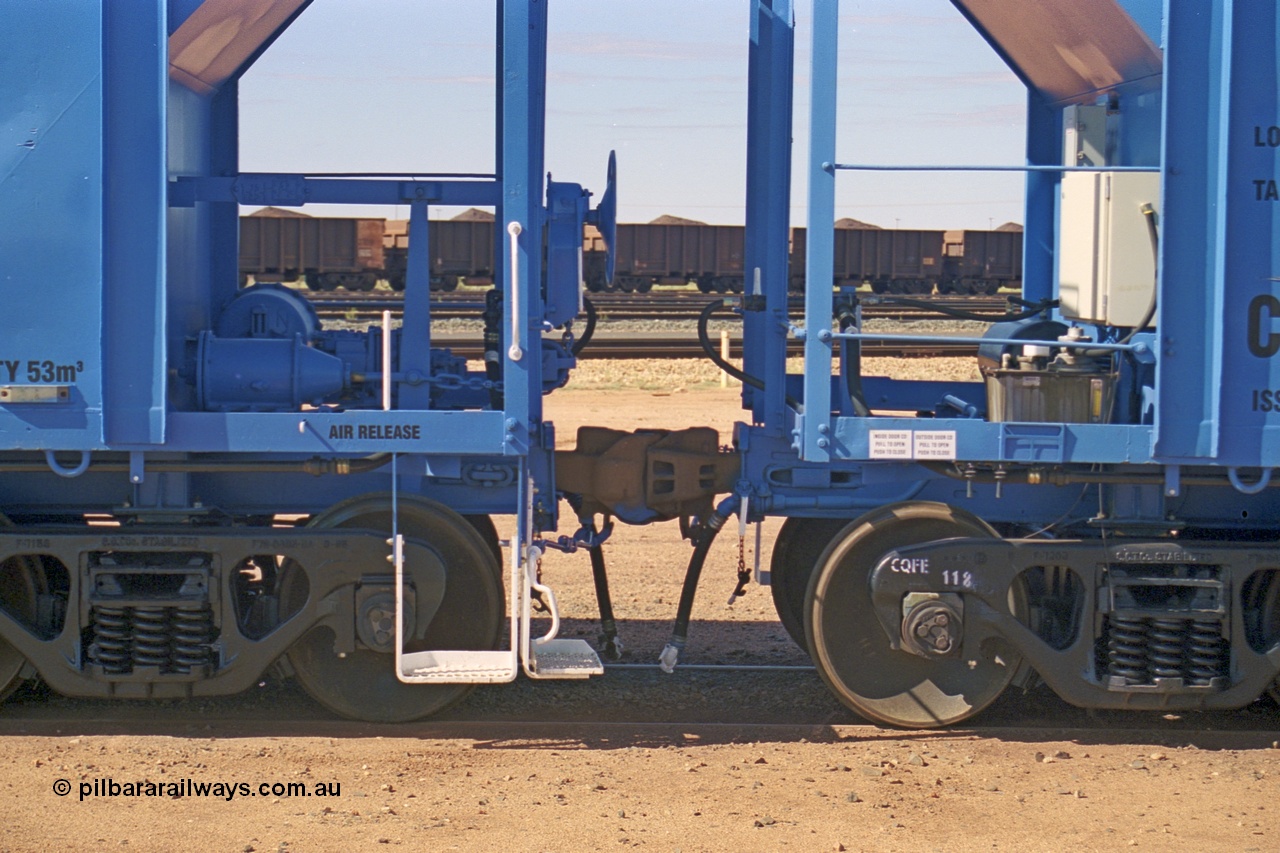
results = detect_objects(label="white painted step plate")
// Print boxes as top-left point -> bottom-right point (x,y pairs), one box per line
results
398,650 -> 516,684
528,639 -> 604,679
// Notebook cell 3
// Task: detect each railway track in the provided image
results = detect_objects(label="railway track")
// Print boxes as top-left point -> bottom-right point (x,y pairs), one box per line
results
1,666 -> 1276,740
305,289 -> 1014,323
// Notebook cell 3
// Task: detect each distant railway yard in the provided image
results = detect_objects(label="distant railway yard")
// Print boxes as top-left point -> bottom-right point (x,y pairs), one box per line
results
305,289 -> 1014,322
303,287 -> 1000,358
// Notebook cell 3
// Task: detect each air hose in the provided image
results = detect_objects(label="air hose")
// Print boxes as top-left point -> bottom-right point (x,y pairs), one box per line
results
697,299 -> 801,410
697,299 -> 762,390
658,495 -> 739,673
570,296 -> 598,356
588,539 -> 622,659
869,295 -> 1058,322
1118,202 -> 1159,345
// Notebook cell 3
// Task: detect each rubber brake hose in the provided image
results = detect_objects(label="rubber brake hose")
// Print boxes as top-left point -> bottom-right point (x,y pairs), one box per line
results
658,496 -> 738,673
697,299 -> 802,411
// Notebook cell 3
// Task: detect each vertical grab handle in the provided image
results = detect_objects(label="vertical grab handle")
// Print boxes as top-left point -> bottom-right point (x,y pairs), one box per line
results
381,309 -> 392,411
507,221 -> 524,361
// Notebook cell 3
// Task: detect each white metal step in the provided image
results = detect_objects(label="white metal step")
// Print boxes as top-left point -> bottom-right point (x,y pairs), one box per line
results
527,639 -> 604,679
398,649 -> 517,684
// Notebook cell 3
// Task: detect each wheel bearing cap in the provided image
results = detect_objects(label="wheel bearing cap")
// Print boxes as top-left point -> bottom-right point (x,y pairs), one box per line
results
901,599 -> 962,657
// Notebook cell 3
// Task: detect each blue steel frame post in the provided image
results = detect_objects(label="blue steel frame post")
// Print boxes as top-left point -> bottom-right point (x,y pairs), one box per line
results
500,0 -> 547,454
208,83 -> 241,312
801,0 -> 838,462
494,2 -> 506,345
398,200 -> 433,410
1021,93 -> 1061,305
103,3 -> 168,445
744,0 -> 795,432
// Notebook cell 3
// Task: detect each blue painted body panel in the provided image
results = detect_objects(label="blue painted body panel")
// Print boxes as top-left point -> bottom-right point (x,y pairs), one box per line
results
1155,1 -> 1280,466
1,3 -> 105,440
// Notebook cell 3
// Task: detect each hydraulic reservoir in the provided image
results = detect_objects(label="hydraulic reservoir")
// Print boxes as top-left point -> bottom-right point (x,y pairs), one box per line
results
984,362 -> 1117,424
1058,171 -> 1161,328
983,336 -> 1117,424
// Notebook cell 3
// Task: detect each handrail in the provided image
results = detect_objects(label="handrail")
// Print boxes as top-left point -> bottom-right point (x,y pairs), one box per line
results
822,331 -> 1149,354
826,163 -> 1159,173
507,221 -> 524,361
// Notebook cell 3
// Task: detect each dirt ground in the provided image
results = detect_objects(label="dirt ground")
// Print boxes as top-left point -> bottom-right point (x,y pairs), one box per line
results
7,726 -> 1279,852
4,377 -> 1280,851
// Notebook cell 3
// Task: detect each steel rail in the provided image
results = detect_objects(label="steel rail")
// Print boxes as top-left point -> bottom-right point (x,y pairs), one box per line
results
307,291 -> 1011,323
427,332 -> 978,360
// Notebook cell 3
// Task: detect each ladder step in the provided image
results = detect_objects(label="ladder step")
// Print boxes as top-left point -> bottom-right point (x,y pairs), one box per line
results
528,639 -> 604,679
398,650 -> 517,684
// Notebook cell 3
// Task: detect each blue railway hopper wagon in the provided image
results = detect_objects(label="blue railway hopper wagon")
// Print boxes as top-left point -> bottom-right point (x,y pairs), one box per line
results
4,0 -> 1280,730
729,0 -> 1280,727
0,0 -> 691,724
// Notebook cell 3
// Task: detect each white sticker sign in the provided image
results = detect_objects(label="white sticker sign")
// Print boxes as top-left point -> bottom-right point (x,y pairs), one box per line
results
912,431 -> 957,460
868,429 -> 957,460
868,430 -> 913,459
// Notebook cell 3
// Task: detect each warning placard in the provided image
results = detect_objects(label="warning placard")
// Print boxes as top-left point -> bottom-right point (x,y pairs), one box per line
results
867,429 -> 956,460
912,431 -> 957,460
868,430 -> 913,459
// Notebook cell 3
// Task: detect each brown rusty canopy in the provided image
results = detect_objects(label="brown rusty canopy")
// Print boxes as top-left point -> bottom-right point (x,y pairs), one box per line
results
951,0 -> 1162,104
169,0 -> 312,95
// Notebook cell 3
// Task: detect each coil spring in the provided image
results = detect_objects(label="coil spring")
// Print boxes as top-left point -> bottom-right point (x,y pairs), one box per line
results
89,604 -> 216,675
1106,615 -> 1149,684
1107,615 -> 1229,686
1148,617 -> 1189,679
89,605 -> 132,674
171,606 -> 214,673
132,606 -> 172,670
1187,619 -> 1228,684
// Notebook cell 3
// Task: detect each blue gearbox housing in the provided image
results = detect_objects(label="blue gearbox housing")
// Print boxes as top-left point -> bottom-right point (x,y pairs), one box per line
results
183,283 -> 576,412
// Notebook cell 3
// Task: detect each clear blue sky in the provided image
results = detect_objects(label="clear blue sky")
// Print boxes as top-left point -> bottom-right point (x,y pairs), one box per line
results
239,1 -> 1030,230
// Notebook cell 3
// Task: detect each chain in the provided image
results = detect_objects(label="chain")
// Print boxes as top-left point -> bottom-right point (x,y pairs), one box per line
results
424,373 -> 502,393
531,551 -> 548,613
727,529 -> 751,606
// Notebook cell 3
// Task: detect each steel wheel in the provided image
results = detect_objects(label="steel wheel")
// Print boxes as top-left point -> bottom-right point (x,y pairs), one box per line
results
1241,570 -> 1280,704
770,517 -> 851,651
463,514 -> 504,585
0,513 -> 44,702
284,495 -> 503,722
806,501 -> 1021,728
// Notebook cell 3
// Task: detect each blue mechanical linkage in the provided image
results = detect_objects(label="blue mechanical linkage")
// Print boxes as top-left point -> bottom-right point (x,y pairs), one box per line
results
539,518 -> 615,554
